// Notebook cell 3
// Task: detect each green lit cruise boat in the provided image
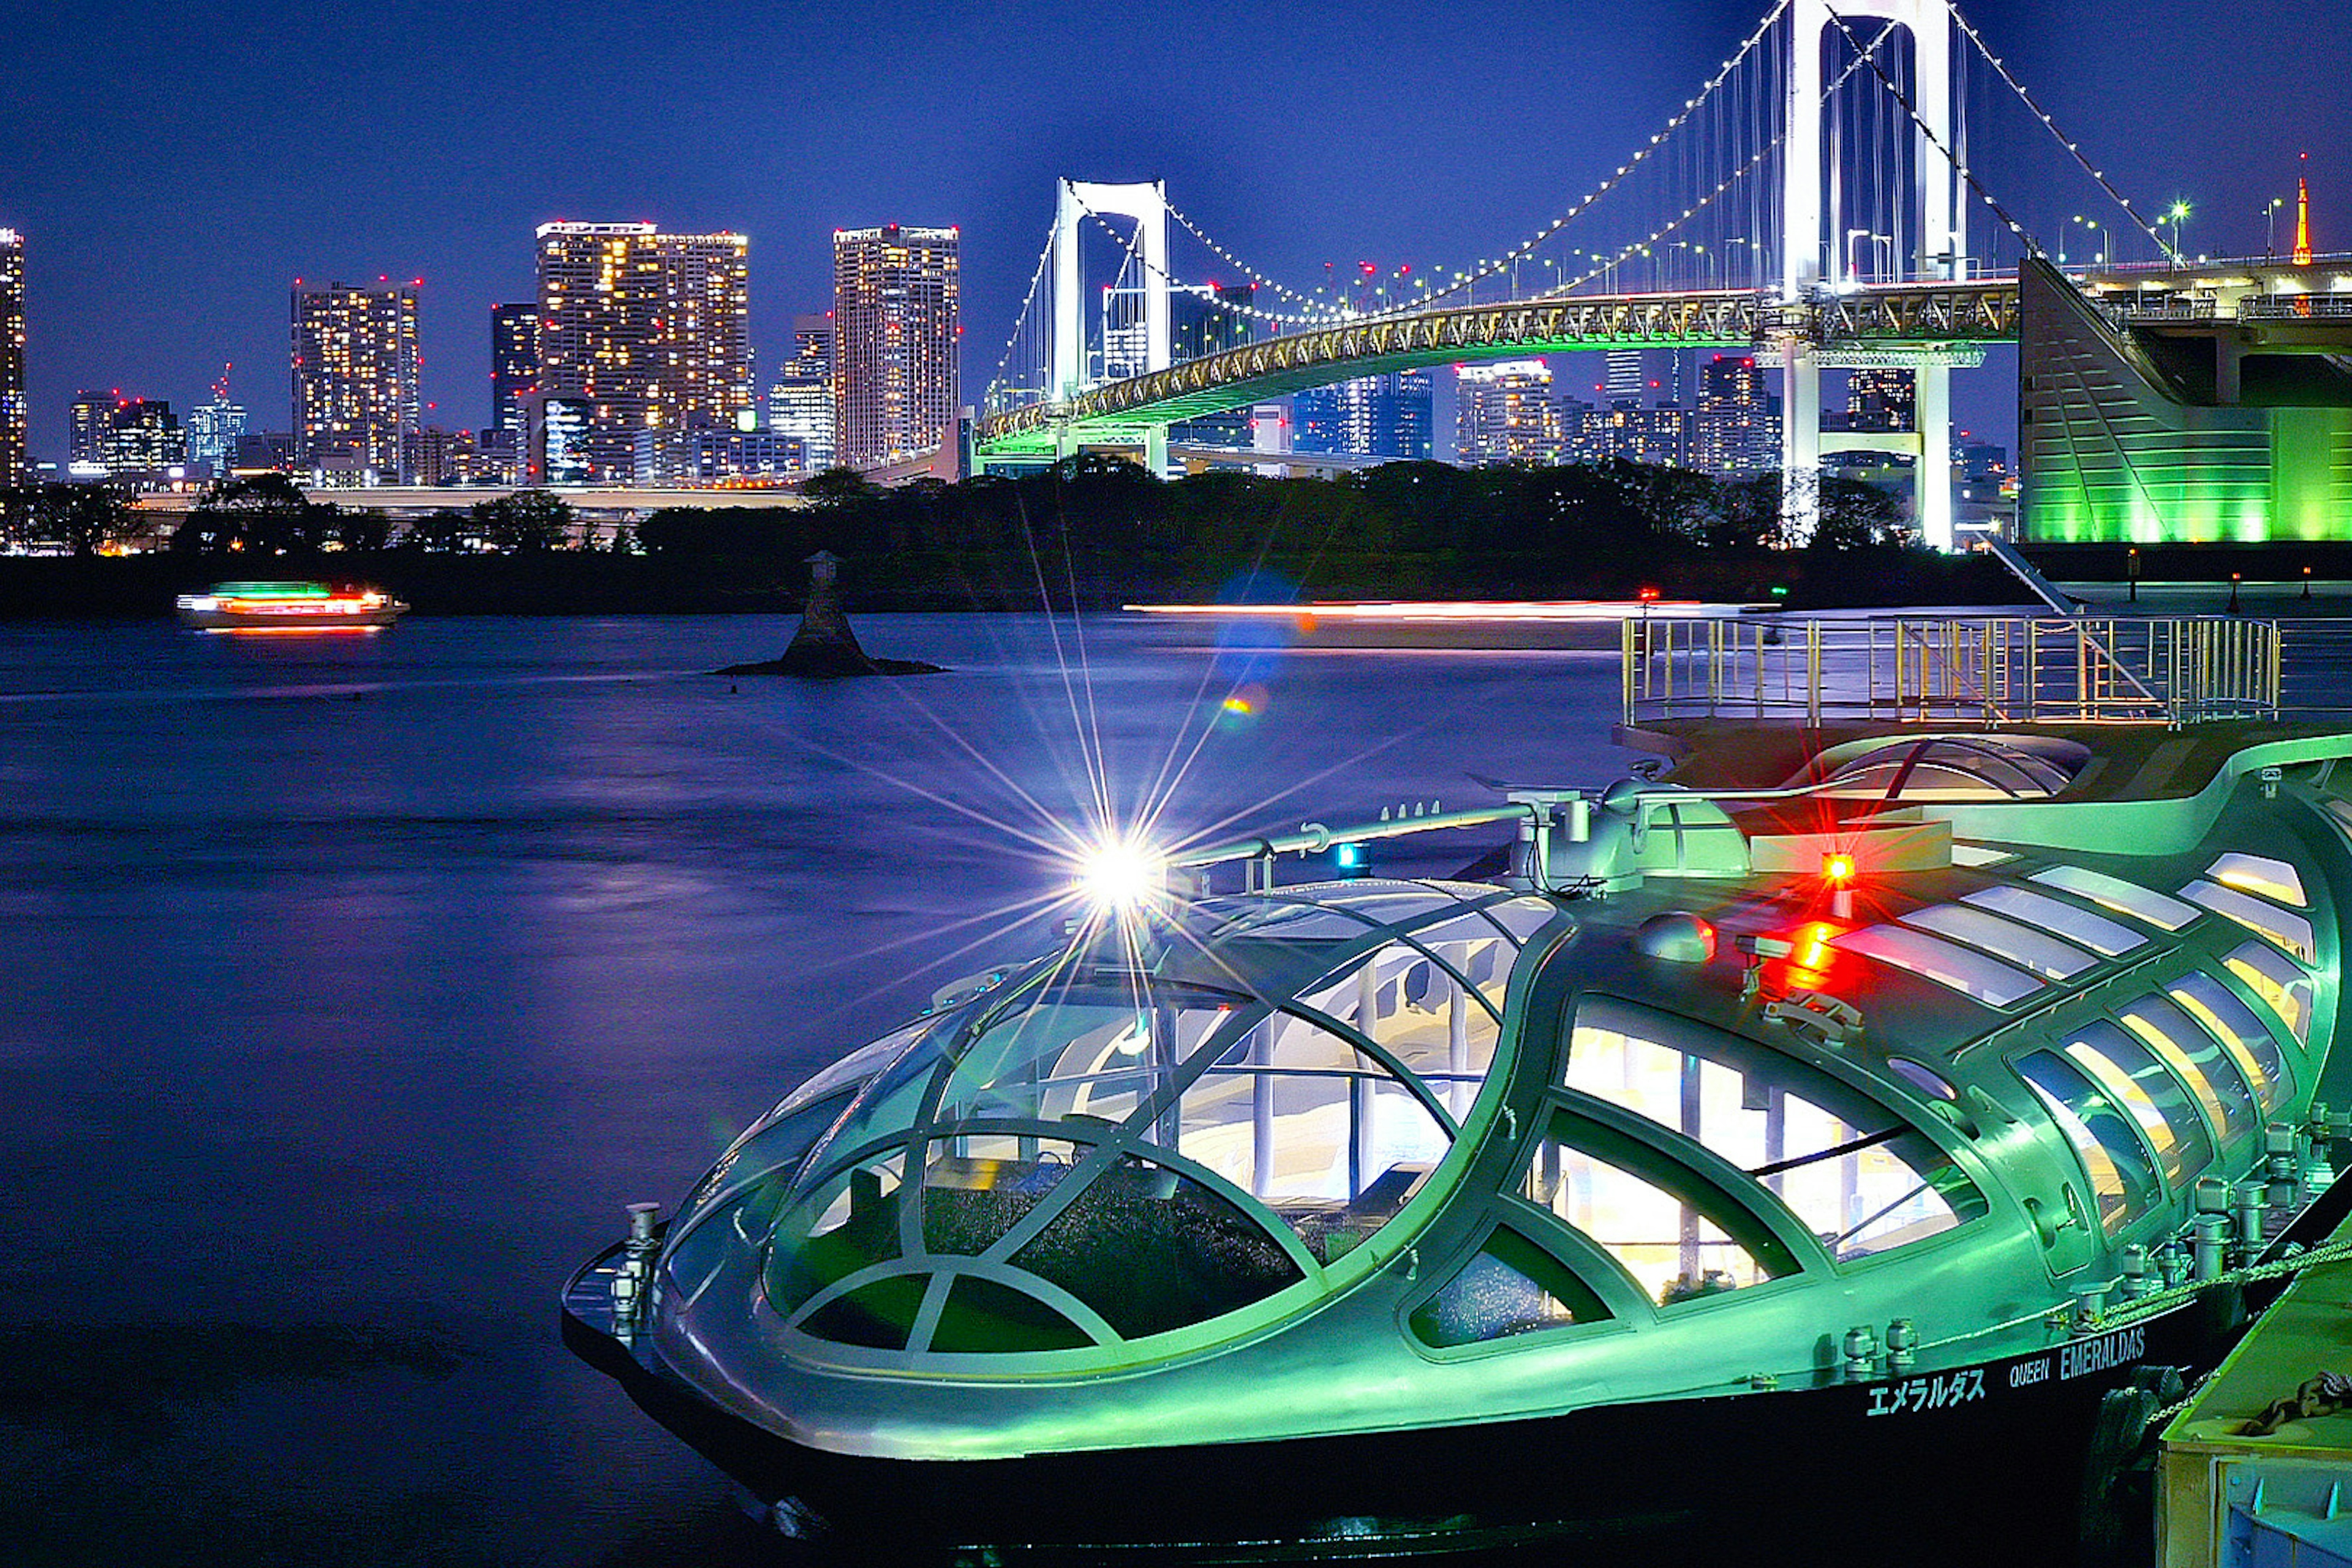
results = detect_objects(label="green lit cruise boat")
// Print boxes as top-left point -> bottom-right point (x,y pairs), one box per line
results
565,612 -> 2352,1561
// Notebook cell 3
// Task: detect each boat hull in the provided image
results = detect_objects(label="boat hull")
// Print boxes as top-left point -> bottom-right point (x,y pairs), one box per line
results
564,1254 -> 2316,1564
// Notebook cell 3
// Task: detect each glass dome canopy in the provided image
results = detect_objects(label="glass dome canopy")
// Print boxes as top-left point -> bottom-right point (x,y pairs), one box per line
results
1812,735 -> 2090,803
662,881 -> 1563,1363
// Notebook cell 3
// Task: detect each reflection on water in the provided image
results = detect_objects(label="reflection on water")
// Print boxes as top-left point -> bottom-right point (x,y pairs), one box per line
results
0,614 -> 1627,1564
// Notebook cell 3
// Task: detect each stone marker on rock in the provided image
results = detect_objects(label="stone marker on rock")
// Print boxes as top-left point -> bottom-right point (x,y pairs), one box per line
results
716,550 -> 945,678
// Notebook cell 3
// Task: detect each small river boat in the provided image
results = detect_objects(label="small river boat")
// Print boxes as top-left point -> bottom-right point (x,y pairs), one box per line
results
175,580 -> 407,631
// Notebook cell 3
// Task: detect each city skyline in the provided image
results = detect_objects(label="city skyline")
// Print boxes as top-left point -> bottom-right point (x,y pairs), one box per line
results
1,0 -> 2343,470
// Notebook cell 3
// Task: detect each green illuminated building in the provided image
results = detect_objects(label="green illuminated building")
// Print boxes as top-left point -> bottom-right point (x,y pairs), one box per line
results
2019,258 -> 2352,543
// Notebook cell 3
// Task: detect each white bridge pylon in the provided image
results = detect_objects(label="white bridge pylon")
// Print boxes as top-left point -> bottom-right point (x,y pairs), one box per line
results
1052,179 -> 1171,398
1782,0 -> 1965,551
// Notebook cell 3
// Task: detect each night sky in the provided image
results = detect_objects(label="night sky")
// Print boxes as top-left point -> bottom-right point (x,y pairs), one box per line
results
2,0 -> 2343,466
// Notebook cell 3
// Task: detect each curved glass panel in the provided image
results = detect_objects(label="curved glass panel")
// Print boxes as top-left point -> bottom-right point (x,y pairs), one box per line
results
1521,1112 -> 1801,1306
1901,903 -> 2097,981
2062,1020 -> 2215,1186
1006,1156 -> 1305,1338
2016,1049 -> 2159,1234
1409,1226 -> 1611,1348
2115,995 -> 2260,1147
733,881 -> 1541,1355
1964,884 -> 2146,957
1823,737 -> 2085,802
767,1151 -> 909,1321
1562,1009 -> 1983,1263
2168,971 -> 2294,1111
1833,924 -> 2040,1007
929,1276 -> 1095,1354
1178,1011 -> 1452,1264
2208,853 -> 2309,908
918,1136 -> 1090,1256
2181,880 -> 2316,965
2224,940 -> 2316,1046
2032,865 -> 2198,932
669,1086 -> 859,1247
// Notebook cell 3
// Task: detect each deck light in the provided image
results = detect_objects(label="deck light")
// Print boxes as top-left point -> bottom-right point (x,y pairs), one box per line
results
1077,837 -> 1164,913
1822,853 -> 1858,886
1333,842 -> 1368,877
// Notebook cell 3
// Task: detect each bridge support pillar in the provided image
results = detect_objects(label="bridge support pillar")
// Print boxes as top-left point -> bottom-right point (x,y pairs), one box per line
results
1780,342 -> 1822,545
1914,363 -> 1952,551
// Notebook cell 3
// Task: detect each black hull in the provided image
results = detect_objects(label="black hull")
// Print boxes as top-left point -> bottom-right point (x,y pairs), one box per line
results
566,1180 -> 2352,1562
565,1293 -> 2225,1564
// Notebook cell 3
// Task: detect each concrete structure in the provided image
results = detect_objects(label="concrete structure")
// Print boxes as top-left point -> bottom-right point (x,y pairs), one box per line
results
834,224 -> 959,471
1052,181 -> 1166,402
0,228 -> 23,482
292,279 -> 421,484
534,222 -> 753,481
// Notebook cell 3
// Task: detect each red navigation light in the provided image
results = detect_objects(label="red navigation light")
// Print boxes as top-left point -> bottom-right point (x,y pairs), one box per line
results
1822,852 -> 1858,887
1637,585 -> 1660,603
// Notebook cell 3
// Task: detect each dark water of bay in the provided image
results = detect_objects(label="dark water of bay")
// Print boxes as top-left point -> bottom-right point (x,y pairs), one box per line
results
0,613 -> 1634,1566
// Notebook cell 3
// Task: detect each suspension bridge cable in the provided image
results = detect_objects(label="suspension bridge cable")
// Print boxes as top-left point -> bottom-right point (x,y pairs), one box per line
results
983,225 -> 1063,410
1539,18 -> 1901,300
1159,200 -> 1329,312
1416,0 -> 1795,309
1945,1 -> 2181,264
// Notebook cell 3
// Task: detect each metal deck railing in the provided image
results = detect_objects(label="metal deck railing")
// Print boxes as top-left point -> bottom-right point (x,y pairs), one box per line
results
1622,615 -> 2282,728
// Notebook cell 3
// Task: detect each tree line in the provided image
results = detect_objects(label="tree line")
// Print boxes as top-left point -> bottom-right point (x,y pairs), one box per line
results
2,458 -> 1915,600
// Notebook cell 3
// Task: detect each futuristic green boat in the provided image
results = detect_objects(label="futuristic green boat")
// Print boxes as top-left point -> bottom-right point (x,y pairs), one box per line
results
566,616 -> 2352,1561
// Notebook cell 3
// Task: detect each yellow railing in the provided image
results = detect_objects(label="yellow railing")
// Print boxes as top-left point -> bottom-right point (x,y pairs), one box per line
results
1622,616 -> 2281,728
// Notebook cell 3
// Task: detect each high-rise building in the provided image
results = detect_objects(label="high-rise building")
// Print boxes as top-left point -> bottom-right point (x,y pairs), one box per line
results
1691,353 -> 1779,477
767,312 -> 835,473
1580,404 -> 1689,468
1603,349 -> 1645,409
291,279 -> 421,484
185,371 -> 247,481
1455,360 -> 1564,464
1292,370 -> 1433,461
1847,368 -> 1916,432
0,228 -> 23,482
100,398 -> 186,480
833,224 -> 960,471
490,303 -> 540,442
67,390 -> 113,472
534,222 -> 753,481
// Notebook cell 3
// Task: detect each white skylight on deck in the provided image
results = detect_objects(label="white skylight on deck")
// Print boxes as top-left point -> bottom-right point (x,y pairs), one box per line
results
1962,885 -> 2146,957
1831,925 -> 2041,1008
2030,865 -> 2198,932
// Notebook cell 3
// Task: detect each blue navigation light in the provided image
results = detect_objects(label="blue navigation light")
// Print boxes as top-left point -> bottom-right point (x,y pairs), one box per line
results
1333,842 -> 1368,877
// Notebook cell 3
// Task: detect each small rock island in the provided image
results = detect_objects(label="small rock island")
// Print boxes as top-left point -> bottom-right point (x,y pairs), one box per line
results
717,551 -> 946,679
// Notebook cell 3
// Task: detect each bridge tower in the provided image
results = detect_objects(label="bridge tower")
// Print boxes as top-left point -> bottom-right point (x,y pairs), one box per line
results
1781,0 -> 1966,549
1051,180 -> 1172,469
